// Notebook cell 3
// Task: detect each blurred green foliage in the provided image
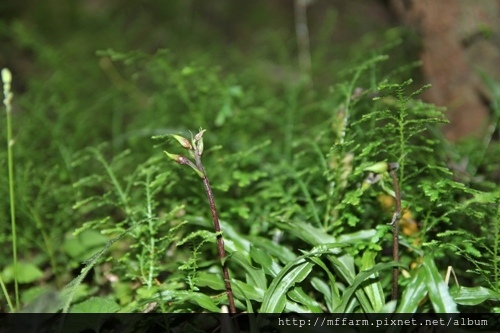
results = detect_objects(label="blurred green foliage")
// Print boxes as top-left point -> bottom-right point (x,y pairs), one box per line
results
0,0 -> 499,315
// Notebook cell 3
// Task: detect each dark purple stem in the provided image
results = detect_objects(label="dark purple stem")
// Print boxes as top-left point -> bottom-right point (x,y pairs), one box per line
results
194,153 -> 237,314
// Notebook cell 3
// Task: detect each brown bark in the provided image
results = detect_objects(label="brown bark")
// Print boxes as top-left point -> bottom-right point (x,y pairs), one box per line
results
390,0 -> 498,141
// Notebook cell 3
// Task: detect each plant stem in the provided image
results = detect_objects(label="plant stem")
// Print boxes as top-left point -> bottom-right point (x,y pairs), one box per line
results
388,162 -> 401,301
145,171 -> 156,289
193,154 -> 237,314
2,68 -> 19,310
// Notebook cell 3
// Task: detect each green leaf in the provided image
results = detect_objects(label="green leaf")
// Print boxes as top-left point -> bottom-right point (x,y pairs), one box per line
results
247,235 -> 297,263
218,220 -> 253,252
176,229 -> 217,247
275,220 -> 337,247
451,286 -> 500,306
260,244 -> 357,313
338,229 -> 378,244
334,261 -> 404,312
196,271 -> 265,303
311,277 -> 334,312
230,251 -> 267,290
397,267 -> 428,313
339,189 -> 363,208
231,279 -> 265,302
197,272 -> 312,311
309,257 -> 341,311
196,271 -> 225,291
2,262 -> 44,284
360,250 -> 385,312
423,255 -> 458,313
276,221 -> 377,250
328,254 -> 356,284
63,229 -> 109,262
379,300 -> 397,313
71,297 -> 120,313
288,287 -> 323,313
184,292 -> 221,312
260,258 -> 314,313
365,161 -> 388,173
60,228 -> 133,313
160,289 -> 221,312
21,289 -> 62,313
249,246 -> 283,277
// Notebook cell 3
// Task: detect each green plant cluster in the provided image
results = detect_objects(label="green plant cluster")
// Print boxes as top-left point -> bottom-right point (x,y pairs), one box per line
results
1,12 -> 499,318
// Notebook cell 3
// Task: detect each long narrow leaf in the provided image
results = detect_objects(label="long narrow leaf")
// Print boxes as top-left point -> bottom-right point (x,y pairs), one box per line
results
288,287 -> 323,313
260,259 -> 314,313
423,256 -> 458,313
309,257 -> 341,310
334,262 -> 405,312
274,220 -> 337,246
311,277 -> 334,312
328,254 -> 372,312
451,286 -> 500,306
230,251 -> 267,290
250,246 -> 283,277
361,250 -> 385,311
397,267 -> 427,313
159,290 -> 220,312
196,271 -> 312,311
247,235 -> 297,263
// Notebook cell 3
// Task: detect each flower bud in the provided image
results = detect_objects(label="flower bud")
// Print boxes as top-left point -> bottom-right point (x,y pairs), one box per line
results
364,161 -> 388,174
171,134 -> 192,150
196,137 -> 204,156
2,68 -> 12,85
164,151 -> 187,164
194,129 -> 206,142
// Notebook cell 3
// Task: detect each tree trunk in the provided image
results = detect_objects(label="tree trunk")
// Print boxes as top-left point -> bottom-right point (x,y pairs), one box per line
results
390,0 -> 499,141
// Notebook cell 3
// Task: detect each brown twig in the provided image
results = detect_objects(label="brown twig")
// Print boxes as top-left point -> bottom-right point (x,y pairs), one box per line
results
388,162 -> 401,301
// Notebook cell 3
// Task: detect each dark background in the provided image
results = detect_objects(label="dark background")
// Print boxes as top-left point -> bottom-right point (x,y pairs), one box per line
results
1,0 -> 499,141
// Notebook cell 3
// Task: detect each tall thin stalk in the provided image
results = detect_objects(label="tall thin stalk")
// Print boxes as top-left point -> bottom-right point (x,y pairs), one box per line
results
364,161 -> 402,301
193,154 -> 236,313
388,162 -> 401,301
165,129 -> 237,313
2,68 -> 19,311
